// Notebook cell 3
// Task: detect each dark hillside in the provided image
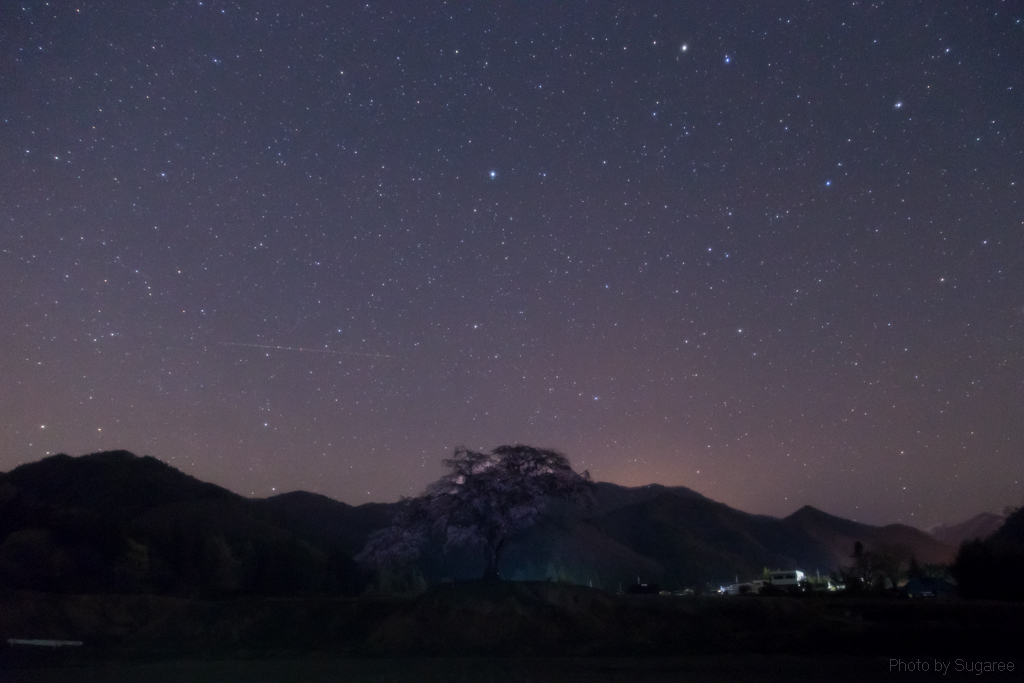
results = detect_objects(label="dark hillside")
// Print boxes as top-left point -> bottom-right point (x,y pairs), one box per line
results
501,517 -> 665,589
952,507 -> 1024,600
3,451 -> 236,520
499,490 -> 949,590
989,506 -> 1024,546
258,491 -> 396,555
0,451 -> 960,596
594,493 -> 834,587
930,512 -> 1005,546
0,452 -> 364,596
784,506 -> 955,565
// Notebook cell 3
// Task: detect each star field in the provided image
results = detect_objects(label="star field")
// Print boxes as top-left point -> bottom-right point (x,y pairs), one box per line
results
2,1 -> 1022,527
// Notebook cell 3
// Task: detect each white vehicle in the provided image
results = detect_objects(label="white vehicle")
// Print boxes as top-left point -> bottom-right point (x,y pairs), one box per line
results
768,570 -> 805,590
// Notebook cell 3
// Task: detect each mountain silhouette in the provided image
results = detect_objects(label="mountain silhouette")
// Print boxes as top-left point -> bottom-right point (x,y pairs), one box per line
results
931,512 -> 1007,547
0,451 -> 955,594
783,505 -> 953,566
0,451 -> 366,595
495,489 -> 951,589
258,490 -> 395,555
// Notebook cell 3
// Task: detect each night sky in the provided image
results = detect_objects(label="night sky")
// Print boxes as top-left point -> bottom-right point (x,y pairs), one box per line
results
3,1 -> 1022,528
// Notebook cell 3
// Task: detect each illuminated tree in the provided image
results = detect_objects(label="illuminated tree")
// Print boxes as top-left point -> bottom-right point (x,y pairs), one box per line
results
356,445 -> 593,580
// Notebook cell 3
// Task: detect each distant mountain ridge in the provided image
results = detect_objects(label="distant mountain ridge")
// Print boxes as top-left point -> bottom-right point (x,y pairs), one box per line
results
784,505 -> 955,565
930,512 -> 1006,547
0,451 -> 959,593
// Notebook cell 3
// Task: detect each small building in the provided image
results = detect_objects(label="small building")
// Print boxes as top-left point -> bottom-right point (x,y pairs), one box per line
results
766,570 -> 806,592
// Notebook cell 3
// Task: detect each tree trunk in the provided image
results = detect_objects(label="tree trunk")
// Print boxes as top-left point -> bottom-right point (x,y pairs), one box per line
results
482,556 -> 500,581
482,538 -> 504,581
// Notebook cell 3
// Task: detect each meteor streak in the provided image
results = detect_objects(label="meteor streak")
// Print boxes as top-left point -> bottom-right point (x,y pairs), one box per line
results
217,342 -> 395,359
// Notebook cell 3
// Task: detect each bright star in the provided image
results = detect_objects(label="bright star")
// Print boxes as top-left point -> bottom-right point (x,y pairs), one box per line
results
489,170 -> 497,179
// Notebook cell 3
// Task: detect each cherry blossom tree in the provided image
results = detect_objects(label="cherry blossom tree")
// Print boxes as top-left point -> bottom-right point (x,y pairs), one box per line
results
356,445 -> 593,580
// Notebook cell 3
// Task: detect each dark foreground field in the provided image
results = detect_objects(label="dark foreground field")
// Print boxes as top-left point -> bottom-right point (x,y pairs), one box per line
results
1,582 -> 1020,681
0,655 -> 976,683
